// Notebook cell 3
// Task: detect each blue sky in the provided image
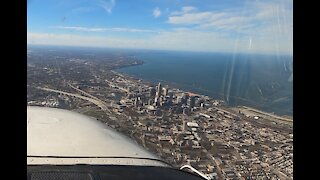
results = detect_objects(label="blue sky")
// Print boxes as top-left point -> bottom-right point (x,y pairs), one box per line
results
27,0 -> 292,54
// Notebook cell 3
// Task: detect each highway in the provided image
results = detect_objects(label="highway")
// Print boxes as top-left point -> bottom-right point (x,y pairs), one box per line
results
67,83 -> 102,102
105,80 -> 130,93
37,87 -> 109,112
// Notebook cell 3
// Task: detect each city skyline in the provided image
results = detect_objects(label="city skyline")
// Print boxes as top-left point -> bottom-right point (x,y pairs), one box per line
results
27,0 -> 292,54
27,46 -> 293,179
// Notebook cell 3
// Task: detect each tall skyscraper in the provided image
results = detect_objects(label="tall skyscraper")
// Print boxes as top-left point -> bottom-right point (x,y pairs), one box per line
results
189,96 -> 195,108
156,82 -> 162,97
181,93 -> 189,105
163,87 -> 168,96
176,96 -> 182,104
197,98 -> 204,107
155,97 -> 160,106
159,96 -> 164,106
149,86 -> 156,97
168,90 -> 173,99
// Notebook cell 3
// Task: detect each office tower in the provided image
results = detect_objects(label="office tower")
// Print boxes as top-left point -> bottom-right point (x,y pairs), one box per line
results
189,96 -> 195,108
159,96 -> 164,106
155,97 -> 160,106
163,87 -> 168,97
176,96 -> 182,104
197,98 -> 204,107
168,90 -> 173,99
156,82 -> 162,97
149,86 -> 156,97
181,93 -> 189,105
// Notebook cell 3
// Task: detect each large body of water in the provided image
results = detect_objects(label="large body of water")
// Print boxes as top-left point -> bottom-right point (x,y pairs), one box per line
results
116,50 -> 293,116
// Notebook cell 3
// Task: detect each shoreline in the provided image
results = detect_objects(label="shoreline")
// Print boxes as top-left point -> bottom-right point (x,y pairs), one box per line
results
112,68 -> 293,122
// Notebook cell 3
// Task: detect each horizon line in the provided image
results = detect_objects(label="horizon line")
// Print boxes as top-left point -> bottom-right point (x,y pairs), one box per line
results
27,43 -> 293,57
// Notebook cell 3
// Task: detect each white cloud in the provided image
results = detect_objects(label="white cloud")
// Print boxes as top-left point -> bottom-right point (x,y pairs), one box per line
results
51,26 -> 106,32
168,12 -> 226,25
153,7 -> 161,18
168,7 -> 248,30
109,27 -> 158,33
98,0 -> 116,14
51,26 -> 158,33
167,1 -> 292,37
27,29 -> 292,54
171,6 -> 197,15
182,6 -> 197,13
237,1 -> 293,40
27,32 -> 147,49
255,1 -> 289,20
27,31 -> 228,52
199,16 -> 249,30
27,1 -> 292,54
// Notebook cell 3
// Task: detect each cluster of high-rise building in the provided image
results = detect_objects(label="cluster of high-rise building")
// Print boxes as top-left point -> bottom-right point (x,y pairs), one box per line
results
27,56 -> 293,179
106,76 -> 292,179
126,82 -> 207,117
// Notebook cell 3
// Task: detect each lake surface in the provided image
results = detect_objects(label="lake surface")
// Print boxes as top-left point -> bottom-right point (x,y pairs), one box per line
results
116,50 -> 293,116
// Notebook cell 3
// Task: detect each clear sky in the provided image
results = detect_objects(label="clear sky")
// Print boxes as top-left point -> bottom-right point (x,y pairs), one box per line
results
27,0 -> 292,54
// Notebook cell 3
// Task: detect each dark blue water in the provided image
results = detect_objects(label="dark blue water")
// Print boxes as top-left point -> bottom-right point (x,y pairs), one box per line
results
116,50 -> 293,116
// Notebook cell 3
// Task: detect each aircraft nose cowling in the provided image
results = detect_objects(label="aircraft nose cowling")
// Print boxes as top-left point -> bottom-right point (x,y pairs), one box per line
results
27,106 -> 168,167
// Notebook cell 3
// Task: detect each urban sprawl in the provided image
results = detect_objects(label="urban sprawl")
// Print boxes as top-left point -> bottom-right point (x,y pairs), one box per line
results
27,49 -> 293,180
